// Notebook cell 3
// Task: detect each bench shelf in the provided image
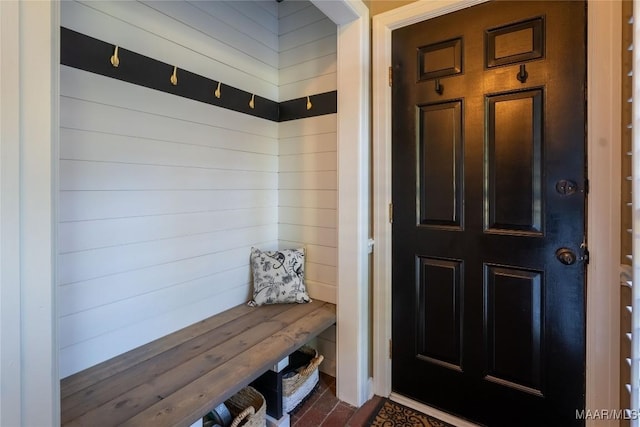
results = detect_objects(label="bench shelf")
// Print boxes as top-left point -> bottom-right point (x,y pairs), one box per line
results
61,300 -> 336,427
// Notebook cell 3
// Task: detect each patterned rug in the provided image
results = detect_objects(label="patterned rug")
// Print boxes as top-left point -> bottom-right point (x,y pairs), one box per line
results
366,399 -> 456,427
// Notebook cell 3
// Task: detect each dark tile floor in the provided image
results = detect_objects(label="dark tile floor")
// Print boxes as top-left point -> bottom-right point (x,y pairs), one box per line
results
289,373 -> 384,427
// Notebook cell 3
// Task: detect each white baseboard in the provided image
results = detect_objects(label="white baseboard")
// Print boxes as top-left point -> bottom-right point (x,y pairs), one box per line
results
367,377 -> 374,401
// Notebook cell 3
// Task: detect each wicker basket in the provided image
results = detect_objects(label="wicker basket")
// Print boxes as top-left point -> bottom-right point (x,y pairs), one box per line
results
224,386 -> 266,427
282,347 -> 324,413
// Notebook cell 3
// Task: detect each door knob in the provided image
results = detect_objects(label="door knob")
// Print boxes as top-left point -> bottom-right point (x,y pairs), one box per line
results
556,248 -> 577,265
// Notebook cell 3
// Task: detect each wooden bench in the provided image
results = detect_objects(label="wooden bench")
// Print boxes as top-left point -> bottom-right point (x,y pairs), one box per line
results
61,300 -> 336,427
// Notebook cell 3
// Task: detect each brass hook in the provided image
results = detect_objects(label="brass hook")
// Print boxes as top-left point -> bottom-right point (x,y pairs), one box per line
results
306,96 -> 312,110
249,94 -> 255,109
170,66 -> 178,86
110,46 -> 120,68
214,81 -> 221,99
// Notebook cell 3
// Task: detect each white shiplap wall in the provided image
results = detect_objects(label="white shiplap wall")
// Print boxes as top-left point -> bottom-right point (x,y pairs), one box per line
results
59,0 -> 339,379
278,0 -> 338,375
59,0 -> 279,378
278,0 -> 337,101
278,115 -> 337,303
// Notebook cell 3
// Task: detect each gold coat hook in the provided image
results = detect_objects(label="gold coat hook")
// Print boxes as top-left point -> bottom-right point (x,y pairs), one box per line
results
110,46 -> 120,68
214,81 -> 221,99
306,96 -> 312,110
249,94 -> 255,109
170,66 -> 178,86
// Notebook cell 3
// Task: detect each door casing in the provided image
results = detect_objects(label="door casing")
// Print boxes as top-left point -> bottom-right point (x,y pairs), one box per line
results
372,0 -> 621,423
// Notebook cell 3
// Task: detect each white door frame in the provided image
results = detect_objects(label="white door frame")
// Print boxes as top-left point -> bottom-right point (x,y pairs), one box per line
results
372,0 -> 621,421
310,0 -> 371,408
0,0 -> 60,425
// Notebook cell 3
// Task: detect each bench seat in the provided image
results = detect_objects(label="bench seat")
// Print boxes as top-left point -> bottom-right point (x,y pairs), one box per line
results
61,300 -> 337,427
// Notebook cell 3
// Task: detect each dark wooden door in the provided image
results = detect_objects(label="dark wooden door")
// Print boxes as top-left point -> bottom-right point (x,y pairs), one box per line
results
391,2 -> 586,426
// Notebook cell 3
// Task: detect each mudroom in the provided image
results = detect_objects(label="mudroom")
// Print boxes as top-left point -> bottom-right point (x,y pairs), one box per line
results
55,0 -> 369,426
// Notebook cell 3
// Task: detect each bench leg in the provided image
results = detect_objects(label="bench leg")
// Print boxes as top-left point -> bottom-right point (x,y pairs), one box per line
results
251,370 -> 284,419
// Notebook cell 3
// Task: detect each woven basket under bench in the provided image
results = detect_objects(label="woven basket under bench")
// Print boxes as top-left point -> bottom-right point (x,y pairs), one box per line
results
282,346 -> 324,413
204,386 -> 266,427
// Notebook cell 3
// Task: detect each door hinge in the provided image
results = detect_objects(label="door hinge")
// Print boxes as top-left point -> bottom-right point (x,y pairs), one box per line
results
584,178 -> 589,195
388,66 -> 393,87
389,339 -> 392,359
389,203 -> 393,224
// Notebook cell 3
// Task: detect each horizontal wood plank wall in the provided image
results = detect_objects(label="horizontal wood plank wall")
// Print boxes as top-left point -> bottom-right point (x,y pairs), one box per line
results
61,0 -> 278,100
59,0 -> 279,378
278,0 -> 337,102
278,0 -> 338,376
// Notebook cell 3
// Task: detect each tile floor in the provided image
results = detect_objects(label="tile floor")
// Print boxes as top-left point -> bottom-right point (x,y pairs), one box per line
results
289,373 -> 384,427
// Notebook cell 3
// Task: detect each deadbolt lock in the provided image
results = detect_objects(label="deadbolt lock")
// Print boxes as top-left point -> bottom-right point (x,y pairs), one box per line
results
555,180 -> 577,196
556,248 -> 577,265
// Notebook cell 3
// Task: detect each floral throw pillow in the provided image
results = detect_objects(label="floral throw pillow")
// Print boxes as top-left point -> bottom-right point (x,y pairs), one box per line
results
248,247 -> 311,306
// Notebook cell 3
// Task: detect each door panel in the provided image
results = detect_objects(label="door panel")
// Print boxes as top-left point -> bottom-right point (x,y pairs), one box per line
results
392,2 -> 586,426
486,18 -> 544,67
418,38 -> 464,81
417,256 -> 463,369
485,265 -> 543,394
418,101 -> 463,228
486,89 -> 542,234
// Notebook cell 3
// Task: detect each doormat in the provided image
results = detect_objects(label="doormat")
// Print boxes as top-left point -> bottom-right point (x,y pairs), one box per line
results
366,398 -> 455,427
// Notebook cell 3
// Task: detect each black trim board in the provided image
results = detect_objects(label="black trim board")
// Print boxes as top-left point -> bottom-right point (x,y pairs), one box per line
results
60,27 -> 337,122
278,91 -> 337,122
